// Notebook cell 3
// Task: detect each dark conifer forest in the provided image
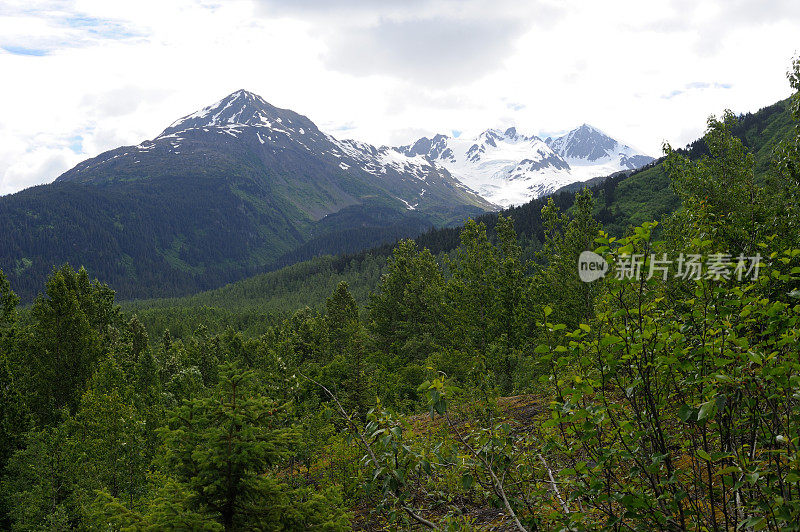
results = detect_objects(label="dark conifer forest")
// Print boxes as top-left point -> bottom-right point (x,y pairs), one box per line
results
2,60 -> 800,531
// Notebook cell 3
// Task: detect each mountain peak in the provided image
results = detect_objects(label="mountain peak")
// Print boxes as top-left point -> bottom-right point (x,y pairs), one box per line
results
232,88 -> 257,97
474,126 -> 536,146
576,123 -> 606,135
546,123 -> 653,169
224,89 -> 271,107
398,121 -> 654,207
159,90 -> 313,137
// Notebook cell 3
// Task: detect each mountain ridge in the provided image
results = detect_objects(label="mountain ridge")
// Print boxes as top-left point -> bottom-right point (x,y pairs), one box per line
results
122,97 -> 796,339
396,123 -> 653,207
57,89 -> 495,220
1,90 -> 495,301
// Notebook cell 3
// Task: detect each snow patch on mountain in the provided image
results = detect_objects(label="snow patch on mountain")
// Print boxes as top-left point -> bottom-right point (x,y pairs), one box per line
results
332,137 -> 446,186
72,89 -> 494,214
398,127 -> 570,206
150,90 -> 651,209
159,90 -> 316,141
545,124 -> 654,182
399,125 -> 654,207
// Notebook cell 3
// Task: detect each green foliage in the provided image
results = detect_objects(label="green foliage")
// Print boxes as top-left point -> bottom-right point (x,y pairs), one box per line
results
664,112 -> 765,255
0,269 -> 18,330
534,189 -> 602,329
72,374 -> 149,503
534,227 -> 800,529
19,265 -> 122,424
2,422 -> 80,530
2,359 -> 150,530
325,282 -> 372,418
445,215 -> 528,394
0,272 -> 26,475
369,239 -> 446,365
2,58 -> 800,531
89,473 -> 224,531
155,364 -> 349,530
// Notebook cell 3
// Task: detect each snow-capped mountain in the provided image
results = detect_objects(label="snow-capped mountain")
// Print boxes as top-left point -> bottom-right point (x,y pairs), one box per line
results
158,90 -> 488,205
62,90 -> 495,219
58,89 -> 649,216
35,89 -> 498,299
545,124 -> 654,181
399,125 -> 654,207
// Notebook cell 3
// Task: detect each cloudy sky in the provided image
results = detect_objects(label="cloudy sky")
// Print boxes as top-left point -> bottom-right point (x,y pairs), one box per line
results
1,0 -> 798,195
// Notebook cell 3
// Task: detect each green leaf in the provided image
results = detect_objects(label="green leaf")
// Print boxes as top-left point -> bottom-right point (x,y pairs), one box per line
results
420,460 -> 432,475
697,399 -> 717,421
748,351 -> 763,365
742,517 -> 766,530
677,405 -> 694,423
697,449 -> 712,461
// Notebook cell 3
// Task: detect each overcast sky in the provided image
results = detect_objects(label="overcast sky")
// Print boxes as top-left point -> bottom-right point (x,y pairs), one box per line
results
1,0 -> 799,195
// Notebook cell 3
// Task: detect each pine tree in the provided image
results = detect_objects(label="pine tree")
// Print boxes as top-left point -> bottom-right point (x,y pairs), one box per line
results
492,215 -> 525,394
533,190 -> 601,329
446,219 -> 498,357
0,273 -> 27,528
369,239 -> 445,363
21,265 -> 121,425
325,281 -> 370,418
156,364 -> 348,530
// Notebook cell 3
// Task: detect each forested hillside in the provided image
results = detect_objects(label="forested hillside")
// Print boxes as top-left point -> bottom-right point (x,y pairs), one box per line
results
1,62 -> 799,530
0,90 -> 493,302
124,96 -> 796,342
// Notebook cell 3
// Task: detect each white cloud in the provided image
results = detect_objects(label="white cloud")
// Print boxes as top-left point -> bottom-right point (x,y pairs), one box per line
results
1,0 -> 798,195
0,145 -> 83,195
322,17 -> 528,86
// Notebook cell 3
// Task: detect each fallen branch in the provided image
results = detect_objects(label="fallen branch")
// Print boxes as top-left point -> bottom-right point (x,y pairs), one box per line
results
538,453 -> 569,513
